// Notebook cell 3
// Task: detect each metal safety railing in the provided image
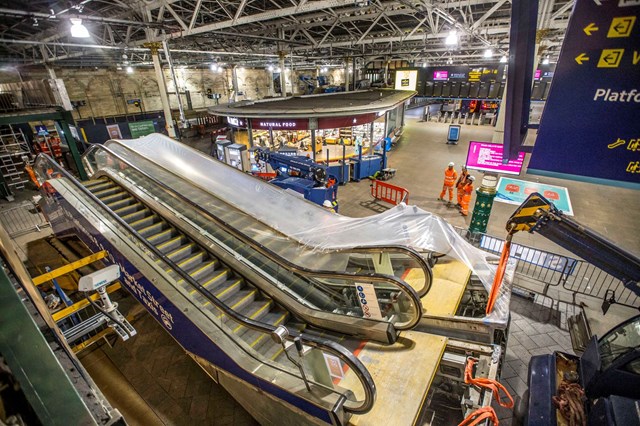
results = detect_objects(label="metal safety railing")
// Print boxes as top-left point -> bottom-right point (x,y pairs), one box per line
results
0,201 -> 50,237
370,179 -> 409,205
456,227 -> 639,309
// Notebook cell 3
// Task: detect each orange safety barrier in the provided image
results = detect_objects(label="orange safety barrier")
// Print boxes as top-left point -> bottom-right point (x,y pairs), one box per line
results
253,172 -> 277,181
370,179 -> 409,205
464,358 -> 514,409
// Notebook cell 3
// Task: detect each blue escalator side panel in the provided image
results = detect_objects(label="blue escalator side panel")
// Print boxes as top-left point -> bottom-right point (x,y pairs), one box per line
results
526,354 -> 557,426
57,196 -> 335,425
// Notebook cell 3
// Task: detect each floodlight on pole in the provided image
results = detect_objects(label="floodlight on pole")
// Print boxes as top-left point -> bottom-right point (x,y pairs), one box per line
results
500,55 -> 508,63
484,49 -> 493,58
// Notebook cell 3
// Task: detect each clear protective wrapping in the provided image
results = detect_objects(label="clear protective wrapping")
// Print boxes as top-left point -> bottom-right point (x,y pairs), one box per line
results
105,134 -> 510,325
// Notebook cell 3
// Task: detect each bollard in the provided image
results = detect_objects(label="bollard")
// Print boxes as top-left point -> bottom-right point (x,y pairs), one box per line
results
469,174 -> 498,234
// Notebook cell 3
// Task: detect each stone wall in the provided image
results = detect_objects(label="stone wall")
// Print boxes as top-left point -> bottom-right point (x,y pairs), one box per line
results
0,64 -> 350,120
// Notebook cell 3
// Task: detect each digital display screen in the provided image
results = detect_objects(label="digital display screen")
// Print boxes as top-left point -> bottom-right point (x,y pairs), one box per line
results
433,70 -> 449,80
466,141 -> 525,175
534,69 -> 542,79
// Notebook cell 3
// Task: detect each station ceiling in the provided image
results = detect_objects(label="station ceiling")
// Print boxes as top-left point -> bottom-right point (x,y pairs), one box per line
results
0,0 -> 573,69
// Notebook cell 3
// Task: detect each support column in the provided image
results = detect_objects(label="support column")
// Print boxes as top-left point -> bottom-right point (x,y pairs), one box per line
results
279,52 -> 286,97
232,65 -> 240,102
311,129 -> 316,162
162,41 -> 186,130
469,174 -> 498,234
352,57 -> 357,90
144,42 -> 176,138
344,59 -> 349,92
58,110 -> 88,180
247,120 -> 254,148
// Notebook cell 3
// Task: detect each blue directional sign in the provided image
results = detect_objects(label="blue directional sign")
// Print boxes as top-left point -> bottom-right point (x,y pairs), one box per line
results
528,0 -> 640,189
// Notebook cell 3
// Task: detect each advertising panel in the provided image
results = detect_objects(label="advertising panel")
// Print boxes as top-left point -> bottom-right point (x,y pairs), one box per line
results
495,177 -> 574,216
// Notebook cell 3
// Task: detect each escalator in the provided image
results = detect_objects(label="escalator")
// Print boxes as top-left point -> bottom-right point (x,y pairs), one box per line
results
36,147 -> 504,426
91,140 -> 434,300
39,156 -> 379,424
80,145 -> 424,344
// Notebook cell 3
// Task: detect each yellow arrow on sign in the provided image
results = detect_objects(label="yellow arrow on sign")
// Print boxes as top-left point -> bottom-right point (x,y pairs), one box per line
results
583,22 -> 599,35
575,53 -> 590,64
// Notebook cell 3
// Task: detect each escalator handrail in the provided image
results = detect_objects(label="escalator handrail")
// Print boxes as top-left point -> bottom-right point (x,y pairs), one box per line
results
83,143 -> 424,330
35,153 -> 377,415
100,140 -> 434,297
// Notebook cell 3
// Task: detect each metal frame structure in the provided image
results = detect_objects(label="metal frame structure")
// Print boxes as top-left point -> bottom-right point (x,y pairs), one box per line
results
0,0 -> 574,69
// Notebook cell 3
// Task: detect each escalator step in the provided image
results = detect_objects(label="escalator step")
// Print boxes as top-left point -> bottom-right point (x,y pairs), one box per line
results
84,181 -> 112,191
242,311 -> 290,350
156,236 -> 184,252
233,299 -> 273,334
100,192 -> 131,204
194,267 -> 228,289
139,222 -> 166,238
92,186 -> 122,198
176,251 -> 206,270
260,343 -> 285,361
230,300 -> 274,334
129,214 -> 159,230
146,227 -> 174,244
199,280 -> 242,306
112,201 -> 144,215
166,243 -> 196,261
121,208 -> 151,223
105,197 -> 136,210
218,289 -> 257,316
187,260 -> 221,281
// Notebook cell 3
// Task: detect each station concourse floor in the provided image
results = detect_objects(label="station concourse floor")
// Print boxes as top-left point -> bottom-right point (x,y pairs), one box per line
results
4,110 -> 639,425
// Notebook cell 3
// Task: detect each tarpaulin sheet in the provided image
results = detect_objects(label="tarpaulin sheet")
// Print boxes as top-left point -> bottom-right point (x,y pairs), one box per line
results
104,134 -> 509,325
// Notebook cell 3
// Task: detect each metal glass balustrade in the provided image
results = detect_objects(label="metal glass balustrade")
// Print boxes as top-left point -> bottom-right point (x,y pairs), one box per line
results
34,153 -> 376,416
82,144 -> 423,335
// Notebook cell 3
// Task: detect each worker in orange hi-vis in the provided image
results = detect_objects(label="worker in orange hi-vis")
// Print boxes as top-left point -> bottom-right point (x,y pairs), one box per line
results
455,165 -> 469,207
438,162 -> 458,204
459,175 -> 476,216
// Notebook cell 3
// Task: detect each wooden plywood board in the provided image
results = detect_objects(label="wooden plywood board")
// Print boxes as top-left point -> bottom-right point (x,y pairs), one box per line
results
343,331 -> 447,426
414,259 -> 470,316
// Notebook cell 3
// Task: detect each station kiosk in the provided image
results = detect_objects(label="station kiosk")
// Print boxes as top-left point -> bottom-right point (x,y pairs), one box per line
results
215,140 -> 233,162
225,143 -> 250,172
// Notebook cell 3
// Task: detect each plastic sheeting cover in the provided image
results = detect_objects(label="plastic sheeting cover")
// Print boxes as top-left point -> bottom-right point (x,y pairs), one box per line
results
105,134 -> 509,325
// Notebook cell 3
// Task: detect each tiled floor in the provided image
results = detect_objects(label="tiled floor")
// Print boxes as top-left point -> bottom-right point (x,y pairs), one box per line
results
492,294 -> 578,425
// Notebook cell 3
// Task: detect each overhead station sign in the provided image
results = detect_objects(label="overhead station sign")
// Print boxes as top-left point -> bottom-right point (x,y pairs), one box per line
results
529,0 -> 640,188
394,70 -> 418,91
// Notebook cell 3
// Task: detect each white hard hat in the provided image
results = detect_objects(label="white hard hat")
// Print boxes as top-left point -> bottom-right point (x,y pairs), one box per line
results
323,200 -> 333,208
448,162 -> 455,167
469,175 -> 476,181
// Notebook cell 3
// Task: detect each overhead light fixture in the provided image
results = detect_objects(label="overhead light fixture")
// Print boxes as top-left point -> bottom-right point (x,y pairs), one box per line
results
126,66 -> 133,74
268,65 -> 274,72
500,55 -> 508,63
349,68 -> 353,73
116,66 -> 122,71
542,57 -> 550,65
210,63 -> 216,71
217,65 -> 224,72
484,49 -> 493,58
447,58 -> 453,64
445,30 -> 458,45
238,67 -> 245,71
70,18 -> 90,38
422,62 -> 428,68
276,67 -> 282,73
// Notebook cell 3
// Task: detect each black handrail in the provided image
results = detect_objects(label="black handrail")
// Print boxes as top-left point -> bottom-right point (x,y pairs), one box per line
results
84,143 -> 424,329
35,154 -> 377,415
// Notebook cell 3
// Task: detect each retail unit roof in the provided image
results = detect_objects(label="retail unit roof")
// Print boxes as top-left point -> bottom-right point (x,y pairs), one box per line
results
208,90 -> 416,118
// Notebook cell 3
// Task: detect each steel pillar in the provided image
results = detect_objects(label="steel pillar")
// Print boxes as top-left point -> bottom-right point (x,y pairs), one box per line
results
145,42 -> 176,138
